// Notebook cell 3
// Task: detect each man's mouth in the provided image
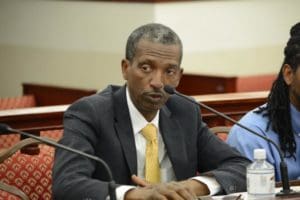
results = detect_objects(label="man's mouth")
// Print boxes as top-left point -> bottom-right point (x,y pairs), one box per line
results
147,93 -> 164,102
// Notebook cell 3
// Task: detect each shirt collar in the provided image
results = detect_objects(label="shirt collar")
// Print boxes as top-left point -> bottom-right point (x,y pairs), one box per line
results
126,87 -> 159,135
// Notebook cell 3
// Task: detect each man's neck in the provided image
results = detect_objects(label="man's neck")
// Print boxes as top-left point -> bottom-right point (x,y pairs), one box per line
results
142,111 -> 158,122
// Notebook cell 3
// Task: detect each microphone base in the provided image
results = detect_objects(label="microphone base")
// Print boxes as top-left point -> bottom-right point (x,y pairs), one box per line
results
109,181 -> 116,200
276,189 -> 300,197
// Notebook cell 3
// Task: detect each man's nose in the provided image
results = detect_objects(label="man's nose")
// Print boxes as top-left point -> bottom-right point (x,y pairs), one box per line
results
150,71 -> 164,89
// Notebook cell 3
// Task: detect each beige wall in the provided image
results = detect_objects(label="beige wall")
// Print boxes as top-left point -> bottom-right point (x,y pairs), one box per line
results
0,0 -> 154,96
155,0 -> 299,75
0,0 -> 299,97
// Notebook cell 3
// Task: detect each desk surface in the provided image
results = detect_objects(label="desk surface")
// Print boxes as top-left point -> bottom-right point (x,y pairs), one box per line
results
203,186 -> 300,200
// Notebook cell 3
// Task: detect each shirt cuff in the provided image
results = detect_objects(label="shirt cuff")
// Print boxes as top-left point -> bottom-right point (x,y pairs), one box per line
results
192,176 -> 221,195
115,185 -> 136,200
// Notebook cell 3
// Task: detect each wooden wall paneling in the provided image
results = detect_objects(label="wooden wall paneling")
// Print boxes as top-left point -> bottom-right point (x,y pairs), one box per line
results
177,74 -> 237,95
193,91 -> 269,127
0,105 -> 68,154
0,105 -> 67,132
22,83 -> 97,106
0,90 -> 268,153
177,73 -> 275,95
0,90 -> 268,134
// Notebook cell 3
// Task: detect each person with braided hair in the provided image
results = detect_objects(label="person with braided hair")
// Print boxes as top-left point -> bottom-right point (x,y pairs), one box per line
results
227,22 -> 300,181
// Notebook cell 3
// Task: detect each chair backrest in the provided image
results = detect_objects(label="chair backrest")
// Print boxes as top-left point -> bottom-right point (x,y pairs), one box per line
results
0,138 -> 42,200
40,129 -> 63,141
0,130 -> 63,200
0,95 -> 36,110
209,126 -> 231,141
0,134 -> 20,150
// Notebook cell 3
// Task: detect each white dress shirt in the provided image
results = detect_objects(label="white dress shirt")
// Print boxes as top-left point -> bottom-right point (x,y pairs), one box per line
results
114,88 -> 221,200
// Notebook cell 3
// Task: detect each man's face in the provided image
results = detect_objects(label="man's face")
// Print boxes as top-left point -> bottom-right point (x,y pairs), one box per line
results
122,39 -> 183,120
289,65 -> 300,110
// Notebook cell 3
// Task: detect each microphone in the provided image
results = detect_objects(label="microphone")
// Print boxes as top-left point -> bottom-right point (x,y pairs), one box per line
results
164,85 -> 299,197
0,123 -> 116,200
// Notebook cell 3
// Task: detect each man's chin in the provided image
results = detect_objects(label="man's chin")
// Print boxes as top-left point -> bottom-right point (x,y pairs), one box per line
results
145,103 -> 164,112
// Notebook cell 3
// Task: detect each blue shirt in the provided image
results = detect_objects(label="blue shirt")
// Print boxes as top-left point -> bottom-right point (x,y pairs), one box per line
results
227,103 -> 300,181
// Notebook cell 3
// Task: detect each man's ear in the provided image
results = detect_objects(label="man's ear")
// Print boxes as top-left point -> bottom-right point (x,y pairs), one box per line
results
121,59 -> 130,80
174,68 -> 184,87
179,68 -> 184,79
282,64 -> 294,86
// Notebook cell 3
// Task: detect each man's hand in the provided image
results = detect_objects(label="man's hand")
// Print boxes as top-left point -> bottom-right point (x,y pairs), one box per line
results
179,179 -> 209,196
125,175 -> 209,200
131,175 -> 149,187
125,182 -> 197,200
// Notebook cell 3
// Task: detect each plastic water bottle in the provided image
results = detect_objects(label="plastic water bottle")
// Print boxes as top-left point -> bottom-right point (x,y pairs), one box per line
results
247,149 -> 275,199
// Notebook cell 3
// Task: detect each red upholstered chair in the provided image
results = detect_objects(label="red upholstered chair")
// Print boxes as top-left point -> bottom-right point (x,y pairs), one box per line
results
0,95 -> 37,150
0,95 -> 36,110
40,130 -> 63,142
0,134 -> 21,150
0,130 -> 63,200
209,126 -> 231,141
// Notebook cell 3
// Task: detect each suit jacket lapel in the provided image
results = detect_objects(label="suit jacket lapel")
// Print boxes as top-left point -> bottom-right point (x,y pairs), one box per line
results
113,86 -> 137,176
159,106 -> 189,180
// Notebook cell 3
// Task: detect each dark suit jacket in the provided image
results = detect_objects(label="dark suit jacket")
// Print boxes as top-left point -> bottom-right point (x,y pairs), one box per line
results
52,85 -> 250,200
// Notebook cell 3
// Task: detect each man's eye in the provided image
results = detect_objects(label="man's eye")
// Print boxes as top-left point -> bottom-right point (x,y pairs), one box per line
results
141,65 -> 151,72
166,69 -> 176,76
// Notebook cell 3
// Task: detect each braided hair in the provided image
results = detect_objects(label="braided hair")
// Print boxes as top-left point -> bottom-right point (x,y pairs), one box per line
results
255,22 -> 300,159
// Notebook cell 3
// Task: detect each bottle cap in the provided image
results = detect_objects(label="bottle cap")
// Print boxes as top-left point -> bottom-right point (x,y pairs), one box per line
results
254,149 -> 266,159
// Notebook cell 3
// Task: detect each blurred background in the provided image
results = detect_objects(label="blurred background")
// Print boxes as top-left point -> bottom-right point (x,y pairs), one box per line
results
0,0 -> 299,97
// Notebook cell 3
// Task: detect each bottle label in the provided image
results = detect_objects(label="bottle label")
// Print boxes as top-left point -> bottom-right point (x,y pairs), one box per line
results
247,172 -> 275,195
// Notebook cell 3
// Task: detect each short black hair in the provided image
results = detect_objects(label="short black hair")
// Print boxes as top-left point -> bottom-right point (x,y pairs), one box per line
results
125,23 -> 183,64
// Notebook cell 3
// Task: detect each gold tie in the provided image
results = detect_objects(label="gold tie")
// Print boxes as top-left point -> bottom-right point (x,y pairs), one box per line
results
141,123 -> 160,183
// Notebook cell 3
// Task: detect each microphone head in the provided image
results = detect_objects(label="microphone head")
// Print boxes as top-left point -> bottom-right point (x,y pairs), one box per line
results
0,123 -> 12,133
164,85 -> 175,95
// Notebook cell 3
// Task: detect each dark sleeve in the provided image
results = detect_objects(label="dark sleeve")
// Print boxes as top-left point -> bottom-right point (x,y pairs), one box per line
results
196,113 -> 251,194
52,98 -> 114,200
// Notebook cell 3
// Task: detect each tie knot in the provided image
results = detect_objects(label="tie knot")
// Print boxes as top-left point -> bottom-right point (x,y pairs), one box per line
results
141,123 -> 157,142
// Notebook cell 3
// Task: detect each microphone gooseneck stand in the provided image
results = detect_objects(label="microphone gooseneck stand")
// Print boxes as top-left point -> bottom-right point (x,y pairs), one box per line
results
164,85 -> 300,197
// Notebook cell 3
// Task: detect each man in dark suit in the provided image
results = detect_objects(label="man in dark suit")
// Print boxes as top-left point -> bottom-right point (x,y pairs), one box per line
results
52,23 -> 250,200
